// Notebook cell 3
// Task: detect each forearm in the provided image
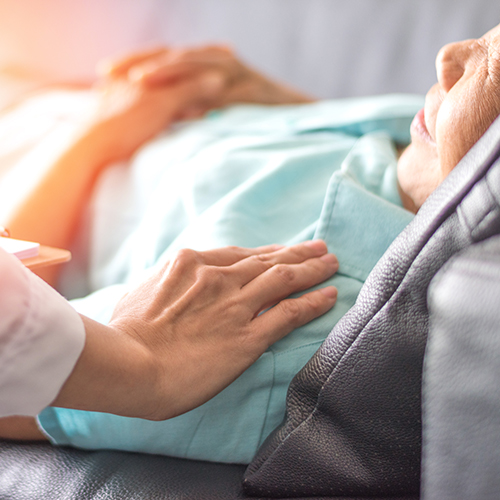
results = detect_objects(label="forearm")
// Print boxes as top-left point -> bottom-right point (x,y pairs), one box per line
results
51,315 -> 159,418
4,125 -> 110,285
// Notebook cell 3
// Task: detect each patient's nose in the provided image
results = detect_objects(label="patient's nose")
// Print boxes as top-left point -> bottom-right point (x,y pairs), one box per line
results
435,40 -> 471,92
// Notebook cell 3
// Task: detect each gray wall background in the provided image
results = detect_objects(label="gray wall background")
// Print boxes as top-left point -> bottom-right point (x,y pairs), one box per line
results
0,0 -> 499,98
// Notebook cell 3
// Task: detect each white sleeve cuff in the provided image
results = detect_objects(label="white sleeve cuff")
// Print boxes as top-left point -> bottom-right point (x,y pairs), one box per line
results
0,250 -> 85,416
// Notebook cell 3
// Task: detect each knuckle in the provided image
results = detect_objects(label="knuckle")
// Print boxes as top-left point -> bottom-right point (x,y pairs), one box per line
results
284,246 -> 311,265
303,293 -> 323,313
303,258 -> 322,274
225,245 -> 243,255
173,248 -> 200,268
272,264 -> 296,285
310,257 -> 334,278
175,247 -> 198,261
252,253 -> 273,266
280,299 -> 303,325
196,265 -> 227,290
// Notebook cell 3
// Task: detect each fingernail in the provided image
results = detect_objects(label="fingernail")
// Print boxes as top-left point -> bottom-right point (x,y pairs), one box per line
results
320,254 -> 339,267
320,286 -> 338,299
304,239 -> 326,252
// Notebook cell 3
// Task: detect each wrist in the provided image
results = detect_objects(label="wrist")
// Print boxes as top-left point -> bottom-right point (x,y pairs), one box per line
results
53,316 -> 160,419
71,122 -> 122,169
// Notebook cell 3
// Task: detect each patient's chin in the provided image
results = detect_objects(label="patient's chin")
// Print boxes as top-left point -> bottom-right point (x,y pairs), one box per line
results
0,416 -> 47,441
397,142 -> 440,211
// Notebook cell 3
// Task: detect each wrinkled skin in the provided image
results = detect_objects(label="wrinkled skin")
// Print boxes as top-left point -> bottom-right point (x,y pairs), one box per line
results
398,24 -> 500,211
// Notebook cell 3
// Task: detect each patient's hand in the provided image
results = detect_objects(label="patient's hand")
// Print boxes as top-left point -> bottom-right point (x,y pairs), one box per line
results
98,45 -> 314,122
87,69 -> 228,164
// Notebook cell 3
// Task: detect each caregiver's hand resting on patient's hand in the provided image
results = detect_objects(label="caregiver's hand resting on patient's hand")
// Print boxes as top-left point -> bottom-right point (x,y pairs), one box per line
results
99,45 -> 314,121
51,240 -> 339,421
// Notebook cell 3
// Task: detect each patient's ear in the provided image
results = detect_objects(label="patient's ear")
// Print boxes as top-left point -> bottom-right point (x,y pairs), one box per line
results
0,416 -> 47,441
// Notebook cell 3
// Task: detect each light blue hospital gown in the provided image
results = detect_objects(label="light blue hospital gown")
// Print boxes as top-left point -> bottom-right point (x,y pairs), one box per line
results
38,95 -> 423,464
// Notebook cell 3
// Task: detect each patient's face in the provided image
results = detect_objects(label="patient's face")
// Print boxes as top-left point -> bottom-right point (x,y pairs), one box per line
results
398,23 -> 500,212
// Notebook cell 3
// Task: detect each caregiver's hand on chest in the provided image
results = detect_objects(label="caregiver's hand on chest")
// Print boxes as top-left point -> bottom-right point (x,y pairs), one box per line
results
52,240 -> 338,421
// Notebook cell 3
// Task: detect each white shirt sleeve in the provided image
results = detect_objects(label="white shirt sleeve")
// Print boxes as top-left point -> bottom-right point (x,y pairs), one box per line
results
0,248 -> 85,417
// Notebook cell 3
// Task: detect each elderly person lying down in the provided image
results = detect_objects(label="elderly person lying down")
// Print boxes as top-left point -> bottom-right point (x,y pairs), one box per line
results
2,23 -> 500,463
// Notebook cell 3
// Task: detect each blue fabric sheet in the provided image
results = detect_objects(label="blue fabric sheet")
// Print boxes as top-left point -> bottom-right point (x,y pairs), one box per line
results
38,94 -> 423,463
